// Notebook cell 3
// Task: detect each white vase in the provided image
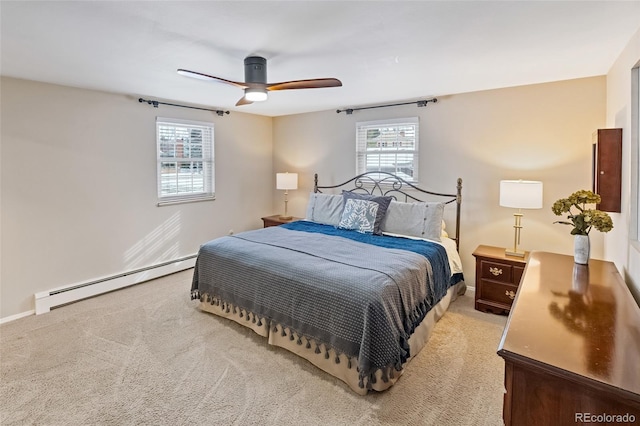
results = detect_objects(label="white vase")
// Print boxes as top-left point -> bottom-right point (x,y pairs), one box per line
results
573,234 -> 590,265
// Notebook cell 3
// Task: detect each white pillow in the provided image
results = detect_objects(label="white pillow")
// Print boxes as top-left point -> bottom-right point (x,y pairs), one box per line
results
305,193 -> 344,226
441,220 -> 449,238
380,200 -> 445,241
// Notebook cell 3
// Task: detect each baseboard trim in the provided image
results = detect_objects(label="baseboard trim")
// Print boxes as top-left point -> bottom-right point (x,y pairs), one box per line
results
34,255 -> 197,315
0,310 -> 36,325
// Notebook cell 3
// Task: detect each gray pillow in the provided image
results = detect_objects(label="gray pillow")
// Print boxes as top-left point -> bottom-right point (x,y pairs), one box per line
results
305,193 -> 344,226
342,191 -> 393,235
338,198 -> 379,233
380,200 -> 445,241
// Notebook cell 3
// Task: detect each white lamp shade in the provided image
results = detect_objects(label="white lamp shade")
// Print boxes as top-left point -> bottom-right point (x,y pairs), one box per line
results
276,173 -> 298,190
499,180 -> 543,209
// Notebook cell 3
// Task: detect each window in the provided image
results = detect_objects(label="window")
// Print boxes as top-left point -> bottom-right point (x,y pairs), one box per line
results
156,117 -> 214,205
632,65 -> 640,243
356,117 -> 419,182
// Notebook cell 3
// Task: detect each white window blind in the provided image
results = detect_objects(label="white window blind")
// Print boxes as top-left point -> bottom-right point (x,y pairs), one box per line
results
356,117 -> 419,183
156,117 -> 214,205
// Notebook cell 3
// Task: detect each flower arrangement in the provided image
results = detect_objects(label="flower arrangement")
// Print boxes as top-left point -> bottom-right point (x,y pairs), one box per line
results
551,190 -> 613,235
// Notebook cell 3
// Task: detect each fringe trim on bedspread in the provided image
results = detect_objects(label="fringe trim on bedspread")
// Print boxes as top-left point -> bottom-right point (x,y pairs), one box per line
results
192,292 -> 408,391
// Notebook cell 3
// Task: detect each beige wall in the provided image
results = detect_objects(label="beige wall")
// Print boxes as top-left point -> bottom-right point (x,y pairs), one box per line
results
273,77 -> 606,285
0,77 -> 274,319
0,73 -> 614,319
605,26 -> 640,302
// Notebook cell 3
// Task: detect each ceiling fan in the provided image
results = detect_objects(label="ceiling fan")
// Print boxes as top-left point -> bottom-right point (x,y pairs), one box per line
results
177,56 -> 342,106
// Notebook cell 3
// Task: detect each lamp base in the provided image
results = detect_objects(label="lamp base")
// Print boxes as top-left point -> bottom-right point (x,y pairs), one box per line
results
279,215 -> 293,221
505,249 -> 526,258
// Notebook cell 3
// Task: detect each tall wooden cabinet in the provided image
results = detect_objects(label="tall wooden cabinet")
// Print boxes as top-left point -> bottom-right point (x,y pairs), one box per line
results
592,128 -> 622,212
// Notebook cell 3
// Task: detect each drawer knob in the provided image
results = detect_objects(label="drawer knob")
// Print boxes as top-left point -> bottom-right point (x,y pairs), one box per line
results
490,267 -> 503,276
505,290 -> 516,300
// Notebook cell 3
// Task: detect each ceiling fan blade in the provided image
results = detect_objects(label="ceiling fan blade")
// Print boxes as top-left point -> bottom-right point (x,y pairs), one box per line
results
266,78 -> 342,91
177,69 -> 248,89
235,96 -> 253,106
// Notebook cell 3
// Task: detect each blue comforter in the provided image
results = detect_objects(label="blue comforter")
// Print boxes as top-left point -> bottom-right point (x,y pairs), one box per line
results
282,221 -> 462,288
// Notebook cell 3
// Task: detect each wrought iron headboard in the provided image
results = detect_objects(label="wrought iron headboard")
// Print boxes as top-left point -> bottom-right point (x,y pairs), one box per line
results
314,171 -> 462,251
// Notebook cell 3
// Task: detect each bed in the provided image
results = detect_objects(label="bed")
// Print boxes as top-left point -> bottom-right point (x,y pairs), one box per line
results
191,172 -> 465,394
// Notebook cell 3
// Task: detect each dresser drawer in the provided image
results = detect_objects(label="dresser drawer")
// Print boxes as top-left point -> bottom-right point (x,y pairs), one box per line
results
479,260 -> 515,284
477,279 -> 518,307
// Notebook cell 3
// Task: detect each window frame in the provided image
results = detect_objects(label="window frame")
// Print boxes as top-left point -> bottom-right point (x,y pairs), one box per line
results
156,117 -> 215,206
355,117 -> 420,183
631,64 -> 640,247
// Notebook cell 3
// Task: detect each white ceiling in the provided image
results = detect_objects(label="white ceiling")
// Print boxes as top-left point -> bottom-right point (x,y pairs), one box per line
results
2,1 -> 640,117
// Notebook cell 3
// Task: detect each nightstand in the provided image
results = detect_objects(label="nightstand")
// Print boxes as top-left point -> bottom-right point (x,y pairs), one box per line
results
472,245 -> 529,315
261,215 -> 302,228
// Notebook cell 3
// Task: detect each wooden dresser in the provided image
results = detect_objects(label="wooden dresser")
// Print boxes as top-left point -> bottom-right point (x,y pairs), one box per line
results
497,251 -> 640,425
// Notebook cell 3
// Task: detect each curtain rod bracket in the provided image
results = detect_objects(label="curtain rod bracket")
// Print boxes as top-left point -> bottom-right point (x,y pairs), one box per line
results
417,99 -> 438,107
138,97 -> 229,116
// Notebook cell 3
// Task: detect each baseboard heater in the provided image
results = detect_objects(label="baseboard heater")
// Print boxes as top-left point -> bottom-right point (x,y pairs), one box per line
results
34,254 -> 197,314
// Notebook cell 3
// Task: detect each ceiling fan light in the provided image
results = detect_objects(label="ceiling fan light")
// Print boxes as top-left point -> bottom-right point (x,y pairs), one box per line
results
245,88 -> 268,102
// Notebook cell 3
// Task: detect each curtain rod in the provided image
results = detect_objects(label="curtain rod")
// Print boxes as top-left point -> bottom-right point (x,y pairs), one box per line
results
336,98 -> 437,115
138,98 -> 230,116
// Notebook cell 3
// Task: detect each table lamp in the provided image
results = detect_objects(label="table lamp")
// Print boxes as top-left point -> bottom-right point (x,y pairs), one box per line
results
276,172 -> 298,220
499,180 -> 543,257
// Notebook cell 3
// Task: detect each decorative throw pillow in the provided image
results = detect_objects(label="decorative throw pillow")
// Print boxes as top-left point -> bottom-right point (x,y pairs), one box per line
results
380,200 -> 445,241
341,191 -> 393,235
338,198 -> 379,233
304,193 -> 344,226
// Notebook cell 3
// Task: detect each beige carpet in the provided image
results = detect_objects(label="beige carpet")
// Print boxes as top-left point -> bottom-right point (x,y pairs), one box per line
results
1,270 -> 507,425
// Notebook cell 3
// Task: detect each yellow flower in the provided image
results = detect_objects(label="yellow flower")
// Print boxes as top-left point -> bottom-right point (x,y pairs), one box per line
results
552,190 -> 612,235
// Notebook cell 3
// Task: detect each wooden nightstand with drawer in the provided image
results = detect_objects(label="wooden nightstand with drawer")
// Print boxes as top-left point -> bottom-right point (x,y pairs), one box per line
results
472,245 -> 529,315
261,215 -> 302,228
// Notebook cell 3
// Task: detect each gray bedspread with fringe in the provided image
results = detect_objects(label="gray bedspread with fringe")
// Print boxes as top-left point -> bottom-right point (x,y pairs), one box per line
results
191,225 -> 450,389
